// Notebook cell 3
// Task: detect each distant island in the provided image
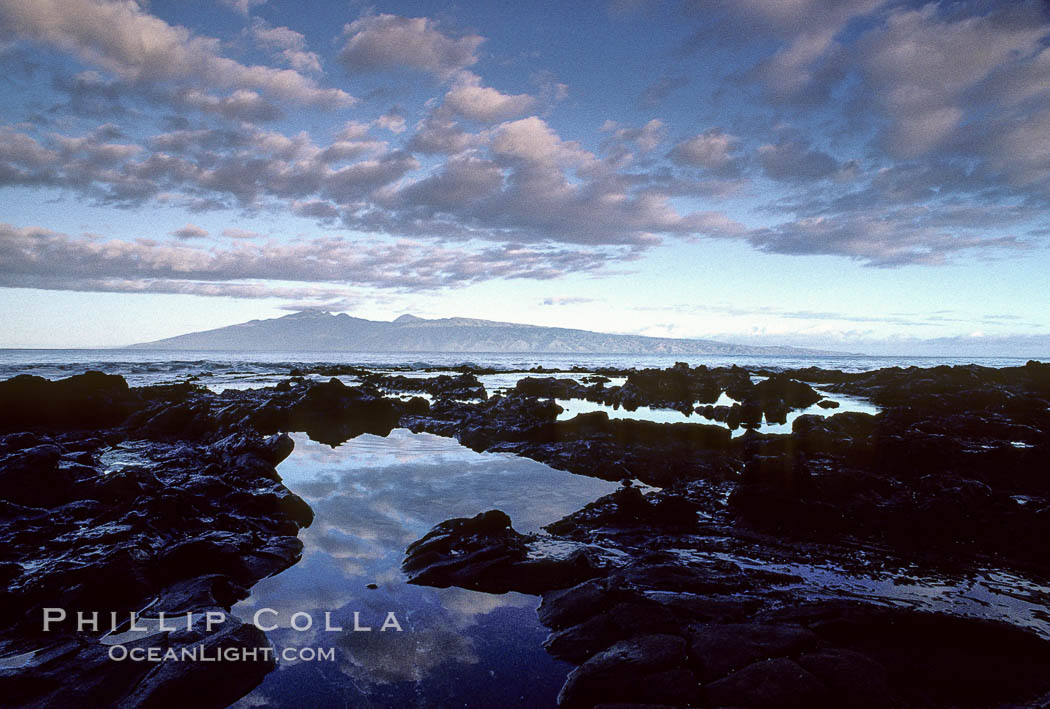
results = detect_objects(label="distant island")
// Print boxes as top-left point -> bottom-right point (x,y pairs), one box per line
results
127,311 -> 845,355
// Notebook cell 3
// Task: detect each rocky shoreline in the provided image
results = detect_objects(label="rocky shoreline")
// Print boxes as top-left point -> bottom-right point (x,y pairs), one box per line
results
1,362 -> 1048,707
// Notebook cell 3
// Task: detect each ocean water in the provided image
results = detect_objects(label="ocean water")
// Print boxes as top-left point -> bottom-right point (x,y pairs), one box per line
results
0,349 -> 1040,391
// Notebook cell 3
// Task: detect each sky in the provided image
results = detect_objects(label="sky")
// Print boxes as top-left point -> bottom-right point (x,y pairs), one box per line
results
0,0 -> 1048,354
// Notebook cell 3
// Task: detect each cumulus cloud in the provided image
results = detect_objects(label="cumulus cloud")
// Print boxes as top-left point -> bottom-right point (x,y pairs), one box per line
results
50,70 -> 128,117
171,223 -> 209,239
442,72 -> 535,123
291,200 -> 340,221
0,122 -> 413,208
406,115 -> 483,155
337,14 -> 483,79
667,129 -> 743,177
757,139 -> 840,182
174,88 -> 282,122
376,111 -> 407,134
724,0 -> 884,105
395,154 -> 503,211
249,18 -> 322,74
490,116 -> 593,168
601,119 -> 667,163
0,113 -> 748,251
856,2 -> 1048,158
0,0 -> 352,106
8,0 -> 1045,278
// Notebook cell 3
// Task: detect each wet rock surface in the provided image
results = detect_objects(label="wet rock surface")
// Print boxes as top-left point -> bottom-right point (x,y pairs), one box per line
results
402,360 -> 1050,707
362,371 -> 488,400
0,372 -> 423,707
3,362 -> 1050,707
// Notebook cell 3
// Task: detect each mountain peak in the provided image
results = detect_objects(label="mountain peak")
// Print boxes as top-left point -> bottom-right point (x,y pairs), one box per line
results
394,314 -> 424,323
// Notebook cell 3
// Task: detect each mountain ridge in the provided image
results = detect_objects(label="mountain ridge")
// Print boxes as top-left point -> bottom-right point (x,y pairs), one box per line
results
127,311 -> 848,355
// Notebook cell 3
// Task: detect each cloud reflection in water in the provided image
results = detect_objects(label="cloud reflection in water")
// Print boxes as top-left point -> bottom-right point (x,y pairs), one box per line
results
231,429 -> 618,707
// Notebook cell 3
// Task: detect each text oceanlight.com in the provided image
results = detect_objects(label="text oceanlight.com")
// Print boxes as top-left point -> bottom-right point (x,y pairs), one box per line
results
108,645 -> 335,663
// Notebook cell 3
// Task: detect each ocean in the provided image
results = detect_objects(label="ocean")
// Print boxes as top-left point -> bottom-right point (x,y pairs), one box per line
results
0,349 -> 1040,390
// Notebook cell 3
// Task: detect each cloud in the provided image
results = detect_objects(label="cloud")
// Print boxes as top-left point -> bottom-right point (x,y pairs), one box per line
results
337,13 -> 483,79
0,128 -> 59,184
600,119 -> 667,164
856,2 -> 1048,158
540,295 -> 594,306
291,200 -> 340,221
757,138 -> 839,182
170,223 -> 209,239
729,0 -> 886,106
275,298 -> 360,312
174,88 -> 282,122
742,213 -> 1029,267
0,115 -> 744,250
667,129 -> 743,177
219,0 -> 265,16
490,116 -> 593,168
406,115 -> 483,155
395,154 -> 503,211
0,0 -> 352,107
376,111 -> 407,134
0,222 -> 634,298
10,0 -> 1046,275
639,74 -> 689,108
442,72 -> 535,123
249,18 -> 321,74
0,123 -> 416,207
50,70 -> 128,117
221,227 -> 261,239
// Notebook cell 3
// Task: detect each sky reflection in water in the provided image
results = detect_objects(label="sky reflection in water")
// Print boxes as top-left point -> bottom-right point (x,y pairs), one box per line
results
554,387 -> 880,435
231,429 -> 619,708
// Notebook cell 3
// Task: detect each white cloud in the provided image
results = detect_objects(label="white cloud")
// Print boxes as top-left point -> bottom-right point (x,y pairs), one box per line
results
218,0 -> 265,16
668,129 -> 742,176
376,113 -> 407,134
249,18 -> 321,74
338,14 -> 483,79
490,116 -> 593,168
442,72 -> 535,123
0,222 -> 631,295
0,0 -> 351,106
858,2 -> 1047,157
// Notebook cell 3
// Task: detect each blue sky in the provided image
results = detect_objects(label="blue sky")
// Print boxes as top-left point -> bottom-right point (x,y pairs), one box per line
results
0,0 -> 1048,353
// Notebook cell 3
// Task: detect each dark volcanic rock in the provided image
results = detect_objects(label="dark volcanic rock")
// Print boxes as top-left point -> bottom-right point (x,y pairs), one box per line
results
704,656 -> 829,708
557,634 -> 696,709
7,360 -> 1050,708
0,372 -> 138,431
364,372 -> 488,400
400,361 -> 1050,709
0,380 -> 320,707
403,510 -> 600,594
687,622 -> 820,681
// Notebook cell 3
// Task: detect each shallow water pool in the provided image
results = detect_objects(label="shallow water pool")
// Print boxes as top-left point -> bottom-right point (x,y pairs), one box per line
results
230,429 -> 619,708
